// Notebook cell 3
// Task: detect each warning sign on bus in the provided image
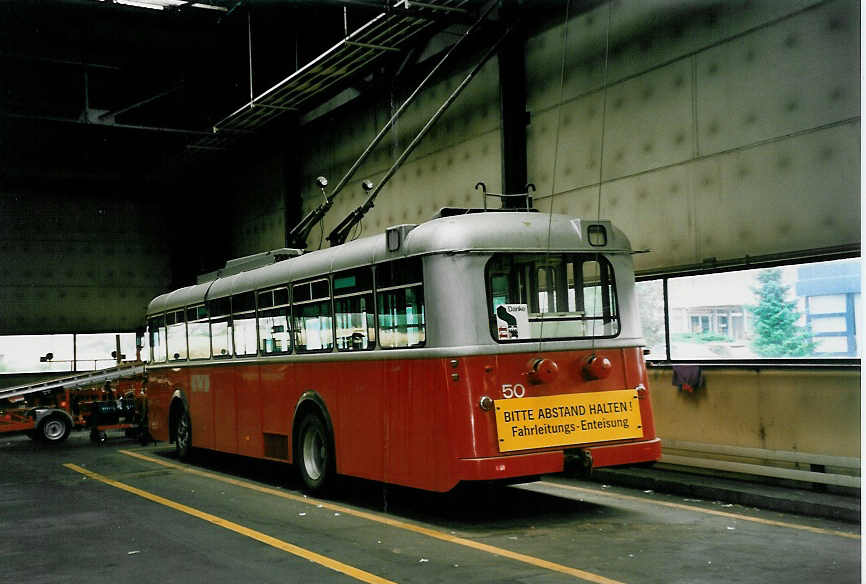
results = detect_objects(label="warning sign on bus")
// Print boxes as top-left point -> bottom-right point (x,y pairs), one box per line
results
493,390 -> 644,452
495,304 -> 530,340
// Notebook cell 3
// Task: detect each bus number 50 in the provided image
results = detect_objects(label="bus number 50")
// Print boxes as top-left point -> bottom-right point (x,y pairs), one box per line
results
501,383 -> 526,399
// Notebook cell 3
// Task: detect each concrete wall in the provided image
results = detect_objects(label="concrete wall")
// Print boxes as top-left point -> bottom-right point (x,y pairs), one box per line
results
297,54 -> 503,242
649,367 -> 860,458
0,189 -> 172,334
225,153 -> 289,257
292,0 -> 859,265
527,0 -> 859,272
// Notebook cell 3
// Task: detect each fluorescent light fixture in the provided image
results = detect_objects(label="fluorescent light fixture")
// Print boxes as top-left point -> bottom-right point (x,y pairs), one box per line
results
191,2 -> 228,10
115,0 -> 164,9
100,0 -> 229,13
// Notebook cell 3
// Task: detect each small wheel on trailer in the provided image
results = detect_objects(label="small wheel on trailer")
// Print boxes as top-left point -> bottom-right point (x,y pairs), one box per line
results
174,408 -> 192,461
38,414 -> 71,444
89,427 -> 108,444
295,412 -> 335,494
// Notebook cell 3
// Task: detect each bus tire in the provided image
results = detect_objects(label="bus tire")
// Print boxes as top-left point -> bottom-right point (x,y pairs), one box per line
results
174,408 -> 192,461
296,412 -> 334,493
38,414 -> 71,444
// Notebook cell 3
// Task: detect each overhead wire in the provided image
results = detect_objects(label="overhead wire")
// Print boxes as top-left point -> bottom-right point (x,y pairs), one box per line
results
541,1 -> 612,352
590,0 -> 612,344
596,1 -> 612,224
538,0 -> 572,351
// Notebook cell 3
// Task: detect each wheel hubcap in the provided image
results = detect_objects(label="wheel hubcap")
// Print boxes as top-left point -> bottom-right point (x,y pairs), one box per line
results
44,420 -> 64,440
303,427 -> 325,481
177,416 -> 189,448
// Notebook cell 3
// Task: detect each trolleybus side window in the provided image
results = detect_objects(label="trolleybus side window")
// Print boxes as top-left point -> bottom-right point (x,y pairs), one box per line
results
209,296 -> 233,358
333,268 -> 376,351
165,309 -> 188,361
258,287 -> 291,355
293,279 -> 334,353
187,304 -> 210,359
376,258 -> 426,348
487,253 -> 619,341
581,259 -> 618,335
148,315 -> 166,362
232,291 -> 257,357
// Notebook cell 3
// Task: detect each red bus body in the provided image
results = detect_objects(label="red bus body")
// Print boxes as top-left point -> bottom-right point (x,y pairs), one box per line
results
145,213 -> 660,492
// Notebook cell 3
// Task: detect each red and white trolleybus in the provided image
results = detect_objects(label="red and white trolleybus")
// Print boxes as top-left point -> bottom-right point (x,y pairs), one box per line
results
144,210 -> 661,492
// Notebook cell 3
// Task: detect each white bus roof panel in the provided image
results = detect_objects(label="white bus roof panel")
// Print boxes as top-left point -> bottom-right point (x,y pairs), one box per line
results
148,281 -> 211,316
147,212 -> 632,315
404,212 -> 631,255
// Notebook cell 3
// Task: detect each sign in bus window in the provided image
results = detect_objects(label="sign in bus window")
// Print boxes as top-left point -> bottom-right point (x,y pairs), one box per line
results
495,304 -> 530,340
486,253 -> 619,341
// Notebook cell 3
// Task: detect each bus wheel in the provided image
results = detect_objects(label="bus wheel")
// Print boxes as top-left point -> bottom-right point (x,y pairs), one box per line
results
296,413 -> 334,493
175,409 -> 192,461
38,414 -> 71,444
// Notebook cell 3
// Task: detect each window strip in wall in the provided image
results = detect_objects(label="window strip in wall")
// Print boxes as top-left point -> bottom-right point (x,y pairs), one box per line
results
636,255 -> 861,365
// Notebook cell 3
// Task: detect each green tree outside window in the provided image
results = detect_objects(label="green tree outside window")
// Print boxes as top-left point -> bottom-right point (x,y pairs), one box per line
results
749,268 -> 816,357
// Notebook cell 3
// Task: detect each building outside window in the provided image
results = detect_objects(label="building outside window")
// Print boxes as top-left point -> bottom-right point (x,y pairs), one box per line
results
0,332 -> 143,374
638,257 -> 860,361
796,261 -> 860,357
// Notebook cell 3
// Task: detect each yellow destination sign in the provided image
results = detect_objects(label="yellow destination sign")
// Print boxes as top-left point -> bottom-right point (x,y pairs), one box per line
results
494,389 -> 644,452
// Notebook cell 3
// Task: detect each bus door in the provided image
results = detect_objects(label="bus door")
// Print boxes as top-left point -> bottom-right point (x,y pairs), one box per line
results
233,292 -> 262,457
209,297 -> 238,453
331,268 -> 384,481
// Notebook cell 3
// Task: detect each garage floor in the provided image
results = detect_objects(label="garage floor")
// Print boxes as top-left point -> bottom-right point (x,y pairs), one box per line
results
1,432 -> 859,584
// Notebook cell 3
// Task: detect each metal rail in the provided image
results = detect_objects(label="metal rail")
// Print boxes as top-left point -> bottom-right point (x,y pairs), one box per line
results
286,0 -> 497,248
0,363 -> 145,402
327,23 -> 512,246
191,0 -> 470,151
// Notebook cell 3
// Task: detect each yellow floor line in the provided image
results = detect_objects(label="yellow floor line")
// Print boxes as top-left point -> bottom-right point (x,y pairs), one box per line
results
64,463 -> 396,584
536,480 -> 860,540
119,449 -> 626,584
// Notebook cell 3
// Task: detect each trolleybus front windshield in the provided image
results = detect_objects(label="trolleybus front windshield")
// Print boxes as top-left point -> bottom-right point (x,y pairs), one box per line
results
487,253 -> 619,341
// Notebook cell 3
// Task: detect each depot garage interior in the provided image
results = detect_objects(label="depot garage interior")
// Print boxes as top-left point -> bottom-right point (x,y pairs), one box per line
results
0,0 -> 861,580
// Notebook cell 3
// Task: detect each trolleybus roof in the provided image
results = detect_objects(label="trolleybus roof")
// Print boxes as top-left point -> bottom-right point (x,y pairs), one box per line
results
147,212 -> 632,315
